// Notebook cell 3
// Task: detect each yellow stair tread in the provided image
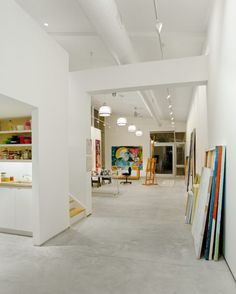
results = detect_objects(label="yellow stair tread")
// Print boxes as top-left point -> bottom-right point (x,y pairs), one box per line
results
69,207 -> 85,218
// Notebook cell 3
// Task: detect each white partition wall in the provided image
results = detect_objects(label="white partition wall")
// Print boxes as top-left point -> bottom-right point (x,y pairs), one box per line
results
69,74 -> 92,214
0,0 -> 69,245
186,85 -> 208,175
186,0 -> 236,278
207,0 -> 236,277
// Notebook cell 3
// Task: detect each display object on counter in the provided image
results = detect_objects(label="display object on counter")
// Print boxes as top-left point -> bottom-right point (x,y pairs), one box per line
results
0,148 -> 32,160
0,117 -> 32,161
0,119 -> 31,132
0,172 -> 14,183
2,135 -> 32,145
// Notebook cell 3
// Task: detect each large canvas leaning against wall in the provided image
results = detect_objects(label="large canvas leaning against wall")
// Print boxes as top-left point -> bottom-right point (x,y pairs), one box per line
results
112,146 -> 143,170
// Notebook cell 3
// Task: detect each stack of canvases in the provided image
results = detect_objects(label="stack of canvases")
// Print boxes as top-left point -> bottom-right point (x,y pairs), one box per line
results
185,129 -> 198,224
191,146 -> 226,260
185,176 -> 200,224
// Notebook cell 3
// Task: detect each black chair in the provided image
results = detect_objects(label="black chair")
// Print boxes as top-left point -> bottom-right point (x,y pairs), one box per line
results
120,167 -> 132,184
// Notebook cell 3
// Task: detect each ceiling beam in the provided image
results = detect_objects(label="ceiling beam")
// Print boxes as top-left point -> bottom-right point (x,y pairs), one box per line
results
71,55 -> 208,94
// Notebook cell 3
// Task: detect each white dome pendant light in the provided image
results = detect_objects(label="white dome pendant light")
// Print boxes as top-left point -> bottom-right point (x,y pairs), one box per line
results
128,124 -> 136,132
135,129 -> 143,137
117,117 -> 127,126
99,103 -> 112,117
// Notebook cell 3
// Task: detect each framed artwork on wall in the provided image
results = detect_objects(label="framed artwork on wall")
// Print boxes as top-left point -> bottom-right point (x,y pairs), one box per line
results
95,139 -> 101,170
111,146 -> 143,170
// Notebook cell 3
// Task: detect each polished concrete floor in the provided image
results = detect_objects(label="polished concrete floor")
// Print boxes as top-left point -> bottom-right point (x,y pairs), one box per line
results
0,178 -> 235,294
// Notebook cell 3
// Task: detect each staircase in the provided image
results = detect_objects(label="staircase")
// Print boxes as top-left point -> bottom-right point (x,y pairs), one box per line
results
69,196 -> 86,225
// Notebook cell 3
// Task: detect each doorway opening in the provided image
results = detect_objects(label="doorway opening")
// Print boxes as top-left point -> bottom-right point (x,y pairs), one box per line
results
150,131 -> 186,176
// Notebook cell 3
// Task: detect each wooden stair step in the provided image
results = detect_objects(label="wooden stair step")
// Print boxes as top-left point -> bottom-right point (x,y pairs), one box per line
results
69,207 -> 85,218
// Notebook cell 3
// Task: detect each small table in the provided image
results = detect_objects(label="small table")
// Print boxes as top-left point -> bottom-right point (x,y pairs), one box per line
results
101,176 -> 112,184
92,172 -> 119,196
91,176 -> 101,187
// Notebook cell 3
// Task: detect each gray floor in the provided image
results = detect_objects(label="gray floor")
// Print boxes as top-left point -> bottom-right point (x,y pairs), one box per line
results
0,178 -> 235,294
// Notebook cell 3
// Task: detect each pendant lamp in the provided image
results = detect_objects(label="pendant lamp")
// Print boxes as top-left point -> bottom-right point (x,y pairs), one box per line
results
128,124 -> 136,132
99,104 -> 111,117
135,130 -> 143,137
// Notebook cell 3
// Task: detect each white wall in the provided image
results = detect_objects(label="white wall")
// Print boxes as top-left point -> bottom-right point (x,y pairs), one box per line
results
69,73 -> 92,214
91,127 -> 102,171
186,85 -> 208,175
0,0 -> 69,245
105,115 -> 186,175
186,0 -> 236,278
206,0 -> 236,277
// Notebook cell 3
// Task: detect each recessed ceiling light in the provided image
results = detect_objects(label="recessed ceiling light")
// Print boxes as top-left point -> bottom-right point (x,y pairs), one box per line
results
170,111 -> 173,115
44,23 -> 49,27
171,117 -> 174,121
168,104 -> 172,109
166,94 -> 171,99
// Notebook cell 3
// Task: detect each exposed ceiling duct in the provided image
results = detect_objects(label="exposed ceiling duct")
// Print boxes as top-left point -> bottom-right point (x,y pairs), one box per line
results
77,0 -> 163,126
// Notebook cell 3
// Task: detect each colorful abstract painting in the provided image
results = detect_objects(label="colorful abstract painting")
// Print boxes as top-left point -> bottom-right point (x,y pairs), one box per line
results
112,146 -> 143,169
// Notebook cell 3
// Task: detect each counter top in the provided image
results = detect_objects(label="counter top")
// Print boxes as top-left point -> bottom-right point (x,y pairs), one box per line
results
0,181 -> 32,188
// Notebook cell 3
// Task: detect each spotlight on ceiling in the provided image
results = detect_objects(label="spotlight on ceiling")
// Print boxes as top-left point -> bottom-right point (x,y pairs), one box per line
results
117,117 -> 127,126
136,130 -> 143,137
155,21 -> 163,34
166,94 -> 171,100
99,104 -> 112,117
168,104 -> 172,109
128,124 -> 136,133
44,22 -> 49,27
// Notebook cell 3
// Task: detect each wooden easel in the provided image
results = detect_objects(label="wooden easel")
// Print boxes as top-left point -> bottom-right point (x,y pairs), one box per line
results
143,158 -> 158,185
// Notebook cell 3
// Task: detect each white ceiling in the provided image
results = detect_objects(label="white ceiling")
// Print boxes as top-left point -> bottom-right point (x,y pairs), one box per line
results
116,0 -> 211,32
92,86 -> 193,121
0,94 -> 33,119
92,92 -> 151,118
16,0 -> 211,122
16,0 -> 211,67
152,86 -> 194,121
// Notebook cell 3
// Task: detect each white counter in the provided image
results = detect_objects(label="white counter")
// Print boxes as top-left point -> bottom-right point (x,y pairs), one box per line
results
0,186 -> 32,236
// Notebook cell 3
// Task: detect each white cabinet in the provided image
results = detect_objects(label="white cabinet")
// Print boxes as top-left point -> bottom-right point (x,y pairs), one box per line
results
15,188 -> 32,232
0,188 -> 15,229
0,187 -> 32,234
